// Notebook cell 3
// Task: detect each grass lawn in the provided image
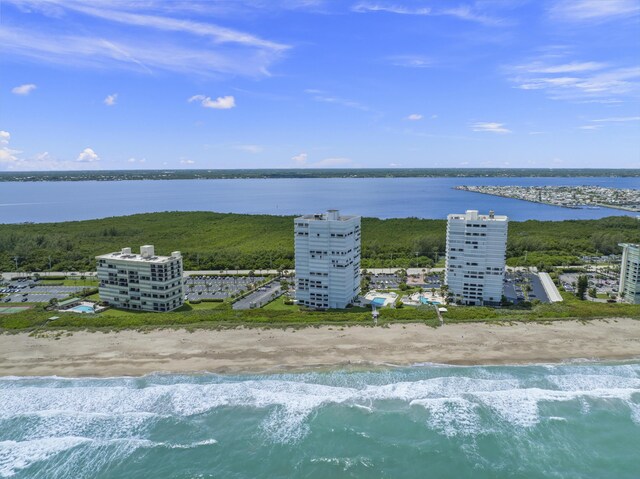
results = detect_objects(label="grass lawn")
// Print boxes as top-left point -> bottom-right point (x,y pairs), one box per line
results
185,301 -> 229,311
0,290 -> 638,332
262,297 -> 299,311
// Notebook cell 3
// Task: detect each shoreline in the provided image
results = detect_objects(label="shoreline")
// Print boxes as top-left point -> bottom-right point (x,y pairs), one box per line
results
1,319 -> 639,377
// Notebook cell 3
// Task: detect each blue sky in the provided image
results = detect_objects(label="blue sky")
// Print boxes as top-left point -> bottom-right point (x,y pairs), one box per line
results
1,0 -> 639,171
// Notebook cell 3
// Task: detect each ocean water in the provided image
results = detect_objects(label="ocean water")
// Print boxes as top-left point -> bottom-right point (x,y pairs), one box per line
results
1,362 -> 639,478
1,176 -> 639,223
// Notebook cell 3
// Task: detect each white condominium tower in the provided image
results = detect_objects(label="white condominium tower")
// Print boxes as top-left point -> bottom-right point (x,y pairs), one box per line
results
96,245 -> 184,312
446,210 -> 508,306
618,243 -> 640,304
295,210 -> 361,309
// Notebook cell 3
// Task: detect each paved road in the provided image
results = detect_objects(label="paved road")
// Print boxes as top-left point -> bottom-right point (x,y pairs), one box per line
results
233,283 -> 282,310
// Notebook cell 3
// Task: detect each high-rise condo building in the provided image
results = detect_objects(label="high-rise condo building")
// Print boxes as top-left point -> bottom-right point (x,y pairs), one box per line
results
96,245 -> 184,312
445,210 -> 508,306
295,210 -> 361,309
618,243 -> 640,304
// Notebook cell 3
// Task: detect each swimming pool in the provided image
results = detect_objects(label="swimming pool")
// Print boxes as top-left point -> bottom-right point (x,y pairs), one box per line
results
68,305 -> 95,313
371,297 -> 386,307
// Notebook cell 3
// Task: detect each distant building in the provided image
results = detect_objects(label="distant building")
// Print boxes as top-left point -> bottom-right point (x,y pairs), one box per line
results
295,210 -> 361,309
446,210 -> 508,306
96,245 -> 184,312
618,243 -> 640,304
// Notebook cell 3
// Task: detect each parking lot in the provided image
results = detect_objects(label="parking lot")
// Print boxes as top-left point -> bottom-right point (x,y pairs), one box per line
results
368,273 -> 402,290
1,279 -> 85,304
184,275 -> 267,301
233,281 -> 282,310
503,272 -> 550,304
559,271 -> 618,297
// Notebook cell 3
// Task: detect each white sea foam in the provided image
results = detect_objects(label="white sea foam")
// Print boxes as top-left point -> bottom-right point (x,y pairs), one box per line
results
0,435 -> 218,478
410,397 -> 480,437
1,367 -> 638,446
0,436 -> 90,477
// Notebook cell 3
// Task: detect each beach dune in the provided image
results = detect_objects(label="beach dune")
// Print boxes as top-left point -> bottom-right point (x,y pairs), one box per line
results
1,319 -> 639,377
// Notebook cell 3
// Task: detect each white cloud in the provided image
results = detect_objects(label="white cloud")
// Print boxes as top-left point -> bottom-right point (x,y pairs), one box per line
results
188,94 -> 236,109
76,147 -> 100,162
11,83 -> 37,95
235,145 -> 263,153
471,122 -> 511,134
550,0 -> 640,22
104,93 -> 118,106
180,158 -> 195,165
128,157 -> 146,163
406,113 -> 423,121
592,116 -> 640,122
578,125 -> 600,130
0,131 -> 21,163
291,152 -> 308,165
1,0 -> 289,77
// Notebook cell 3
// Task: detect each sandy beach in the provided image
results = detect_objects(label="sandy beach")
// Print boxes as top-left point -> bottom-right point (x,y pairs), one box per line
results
1,319 -> 639,377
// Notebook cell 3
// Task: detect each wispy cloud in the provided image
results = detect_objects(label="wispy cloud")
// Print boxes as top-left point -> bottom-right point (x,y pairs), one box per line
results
578,125 -> 600,130
471,122 -> 511,134
524,61 -> 607,74
304,89 -> 370,111
352,3 -> 431,15
128,157 -> 146,163
406,113 -> 423,120
509,55 -> 640,101
104,93 -> 118,106
2,0 -> 289,77
313,157 -> 352,167
235,144 -> 263,153
188,95 -> 236,110
180,158 -> 195,165
592,116 -> 640,122
549,0 -> 640,22
11,83 -> 37,95
387,54 -> 433,68
77,147 -> 100,163
352,1 -> 508,26
291,153 -> 308,165
290,152 -> 353,167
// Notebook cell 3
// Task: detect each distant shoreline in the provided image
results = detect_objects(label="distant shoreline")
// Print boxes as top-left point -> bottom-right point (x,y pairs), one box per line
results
1,319 -> 639,377
1,167 -> 639,182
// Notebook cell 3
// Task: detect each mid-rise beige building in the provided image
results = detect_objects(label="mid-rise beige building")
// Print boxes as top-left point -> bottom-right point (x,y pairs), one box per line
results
96,245 -> 184,312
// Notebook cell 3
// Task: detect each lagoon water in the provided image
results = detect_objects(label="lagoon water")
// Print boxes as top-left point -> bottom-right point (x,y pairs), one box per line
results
1,362 -> 639,478
1,176 -> 638,223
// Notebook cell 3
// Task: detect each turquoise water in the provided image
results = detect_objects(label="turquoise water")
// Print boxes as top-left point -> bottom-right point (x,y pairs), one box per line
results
371,297 -> 386,307
67,305 -> 94,313
1,362 -> 639,478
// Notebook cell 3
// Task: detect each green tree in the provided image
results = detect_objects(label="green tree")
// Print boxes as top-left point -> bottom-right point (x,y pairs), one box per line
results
576,275 -> 589,300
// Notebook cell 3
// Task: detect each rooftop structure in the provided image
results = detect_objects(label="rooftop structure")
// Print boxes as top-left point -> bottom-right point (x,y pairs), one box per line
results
96,245 -> 184,312
295,210 -> 361,309
445,209 -> 508,306
618,243 -> 640,304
